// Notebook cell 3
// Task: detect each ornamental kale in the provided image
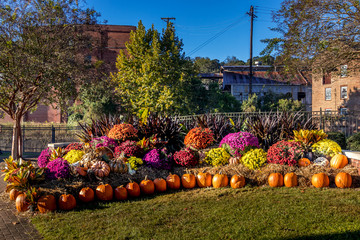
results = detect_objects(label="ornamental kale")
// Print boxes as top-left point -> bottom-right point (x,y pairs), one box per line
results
143,148 -> 173,170
45,158 -> 71,180
219,131 -> 259,158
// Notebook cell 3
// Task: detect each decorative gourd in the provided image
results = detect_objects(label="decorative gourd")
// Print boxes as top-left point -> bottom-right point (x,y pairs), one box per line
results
196,172 -> 212,188
298,158 -> 311,167
268,173 -> 284,187
181,172 -> 196,189
330,154 -> 348,169
37,195 -> 57,213
114,186 -> 128,200
90,161 -> 110,178
229,157 -> 240,165
76,167 -> 88,177
9,189 -> 20,201
58,194 -> 76,211
16,193 -> 29,212
96,184 -> 113,201
284,173 -> 298,187
153,178 -> 167,192
166,173 -> 181,190
126,179 -> 141,197
79,187 -> 95,203
140,176 -> 155,195
109,160 -> 128,173
212,173 -> 229,188
335,172 -> 352,188
311,173 -> 329,188
230,175 -> 246,189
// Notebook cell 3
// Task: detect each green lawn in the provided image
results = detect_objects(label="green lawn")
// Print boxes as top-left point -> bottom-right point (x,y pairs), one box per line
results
31,187 -> 360,240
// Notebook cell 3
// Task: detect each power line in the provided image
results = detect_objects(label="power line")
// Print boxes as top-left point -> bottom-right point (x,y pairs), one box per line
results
187,16 -> 246,56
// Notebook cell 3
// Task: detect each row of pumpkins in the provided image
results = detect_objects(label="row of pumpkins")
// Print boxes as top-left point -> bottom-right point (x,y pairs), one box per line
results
10,170 -> 353,213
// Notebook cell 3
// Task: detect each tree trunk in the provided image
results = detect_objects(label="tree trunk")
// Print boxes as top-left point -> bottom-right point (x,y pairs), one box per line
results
11,117 -> 22,160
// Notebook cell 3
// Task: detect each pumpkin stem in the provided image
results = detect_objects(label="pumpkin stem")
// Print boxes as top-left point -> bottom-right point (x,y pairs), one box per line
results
145,175 -> 148,181
128,178 -> 133,183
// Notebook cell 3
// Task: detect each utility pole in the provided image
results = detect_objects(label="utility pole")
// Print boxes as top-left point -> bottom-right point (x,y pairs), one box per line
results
161,17 -> 176,25
247,6 -> 257,96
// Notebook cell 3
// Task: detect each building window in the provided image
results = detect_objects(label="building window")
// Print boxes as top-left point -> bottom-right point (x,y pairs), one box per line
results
325,109 -> 332,114
223,85 -> 231,92
325,88 -> 331,100
340,86 -> 348,99
322,72 -> 331,84
341,65 -> 348,77
340,108 -> 348,115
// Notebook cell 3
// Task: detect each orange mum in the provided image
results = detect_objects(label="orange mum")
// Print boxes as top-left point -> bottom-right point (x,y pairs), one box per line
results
184,127 -> 214,149
108,124 -> 138,141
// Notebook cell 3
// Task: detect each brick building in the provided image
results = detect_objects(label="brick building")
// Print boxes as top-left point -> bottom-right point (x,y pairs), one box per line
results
0,24 -> 136,123
312,64 -> 360,113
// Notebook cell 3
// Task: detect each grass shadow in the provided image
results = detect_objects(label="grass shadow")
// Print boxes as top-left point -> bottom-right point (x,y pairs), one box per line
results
282,230 -> 360,240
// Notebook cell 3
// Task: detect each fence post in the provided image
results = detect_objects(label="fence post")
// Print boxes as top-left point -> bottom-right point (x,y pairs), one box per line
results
51,125 -> 55,143
319,108 -> 323,130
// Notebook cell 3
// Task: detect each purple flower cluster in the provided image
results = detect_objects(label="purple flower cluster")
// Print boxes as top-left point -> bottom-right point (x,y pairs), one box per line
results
219,132 -> 259,158
114,140 -> 143,158
143,148 -> 172,170
45,158 -> 70,180
91,136 -> 118,150
37,148 -> 51,168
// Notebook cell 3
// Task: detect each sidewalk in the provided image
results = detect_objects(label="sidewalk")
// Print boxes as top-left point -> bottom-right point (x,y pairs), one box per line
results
0,164 -> 42,240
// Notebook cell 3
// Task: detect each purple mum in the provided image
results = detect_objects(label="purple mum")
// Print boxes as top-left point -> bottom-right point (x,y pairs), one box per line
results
219,131 -> 259,158
46,158 -> 70,180
37,148 -> 51,168
143,148 -> 172,170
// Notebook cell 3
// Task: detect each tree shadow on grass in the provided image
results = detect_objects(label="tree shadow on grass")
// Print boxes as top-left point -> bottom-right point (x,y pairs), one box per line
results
281,230 -> 360,240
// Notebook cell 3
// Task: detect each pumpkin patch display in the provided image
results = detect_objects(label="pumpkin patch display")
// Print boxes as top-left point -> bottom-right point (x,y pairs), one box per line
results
284,173 -> 298,187
140,176 -> 155,195
37,195 -> 57,213
16,193 -> 29,212
58,194 -> 76,211
79,187 -> 95,203
9,189 -> 20,201
230,175 -> 246,189
268,173 -> 284,187
126,180 -> 141,197
153,178 -> 167,192
96,184 -> 113,201
196,172 -> 212,188
311,173 -> 329,188
298,158 -> 311,167
166,173 -> 181,190
212,173 -> 228,188
335,172 -> 352,188
114,186 -> 128,200
330,154 -> 348,169
181,172 -> 196,189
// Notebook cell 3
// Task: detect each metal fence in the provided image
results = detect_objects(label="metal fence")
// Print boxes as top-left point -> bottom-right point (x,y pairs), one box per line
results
0,125 -> 81,153
1,110 -> 359,154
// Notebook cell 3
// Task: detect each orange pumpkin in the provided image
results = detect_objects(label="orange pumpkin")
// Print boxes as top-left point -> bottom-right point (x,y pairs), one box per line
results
140,176 -> 155,195
268,173 -> 284,187
298,158 -> 311,167
284,173 -> 298,187
311,173 -> 329,188
96,184 -> 113,201
196,172 -> 212,188
181,172 -> 196,189
212,173 -> 229,188
9,189 -> 20,201
16,193 -> 29,212
90,161 -> 111,178
79,187 -> 95,203
126,180 -> 141,197
37,195 -> 57,213
230,175 -> 246,189
335,172 -> 352,188
76,167 -> 88,176
114,185 -> 128,200
58,194 -> 76,211
166,173 -> 181,190
153,178 -> 167,192
330,154 -> 348,169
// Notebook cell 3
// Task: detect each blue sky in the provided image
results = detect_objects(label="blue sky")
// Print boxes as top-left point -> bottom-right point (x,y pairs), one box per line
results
85,0 -> 283,62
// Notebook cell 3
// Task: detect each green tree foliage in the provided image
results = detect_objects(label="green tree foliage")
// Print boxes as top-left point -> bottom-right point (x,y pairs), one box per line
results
261,0 -> 360,73
0,0 -> 99,159
206,83 -> 241,113
193,57 -> 221,73
221,56 -> 246,66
